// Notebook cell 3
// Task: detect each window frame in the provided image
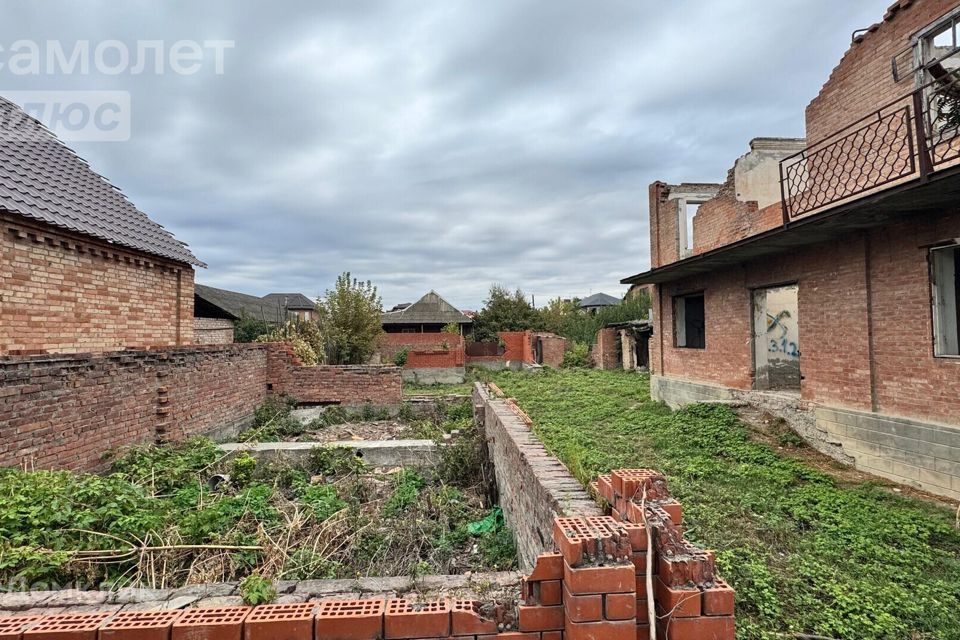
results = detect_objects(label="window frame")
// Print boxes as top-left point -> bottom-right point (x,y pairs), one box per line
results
930,242 -> 960,358
673,291 -> 706,350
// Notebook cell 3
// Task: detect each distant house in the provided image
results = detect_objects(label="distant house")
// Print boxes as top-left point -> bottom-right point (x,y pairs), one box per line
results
0,97 -> 203,355
261,293 -> 317,321
578,292 -> 622,313
382,291 -> 472,334
193,284 -> 315,344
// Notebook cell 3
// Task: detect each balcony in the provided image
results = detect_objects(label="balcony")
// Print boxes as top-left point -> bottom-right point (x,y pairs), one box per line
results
780,58 -> 960,220
623,57 -> 960,286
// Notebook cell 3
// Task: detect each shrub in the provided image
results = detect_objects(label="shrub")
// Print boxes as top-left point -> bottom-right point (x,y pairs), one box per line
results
230,453 -> 257,488
316,272 -> 384,365
239,573 -> 276,605
256,320 -> 324,366
393,348 -> 408,366
562,342 -> 592,368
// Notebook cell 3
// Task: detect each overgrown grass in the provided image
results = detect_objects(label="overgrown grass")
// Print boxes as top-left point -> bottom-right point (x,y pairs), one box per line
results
0,402 -> 515,589
491,369 -> 960,640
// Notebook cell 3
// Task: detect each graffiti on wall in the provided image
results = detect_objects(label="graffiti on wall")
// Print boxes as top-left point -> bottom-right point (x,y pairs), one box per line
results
766,309 -> 799,358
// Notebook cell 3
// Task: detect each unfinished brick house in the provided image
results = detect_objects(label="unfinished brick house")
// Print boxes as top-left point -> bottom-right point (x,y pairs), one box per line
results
624,0 -> 960,499
0,97 -> 203,354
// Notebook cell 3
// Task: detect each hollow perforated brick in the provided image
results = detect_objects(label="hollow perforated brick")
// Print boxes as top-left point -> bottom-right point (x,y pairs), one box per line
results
656,615 -> 735,640
22,613 -> 111,640
626,497 -> 683,527
527,552 -> 563,582
314,599 -> 385,640
384,599 -> 450,639
171,607 -> 250,640
564,560 -> 636,596
0,616 -> 39,640
553,517 -> 601,567
702,578 -> 735,617
450,600 -> 497,636
554,517 -> 631,567
99,610 -> 184,640
244,603 -> 316,640
658,549 -> 715,587
540,580 -> 562,606
653,578 -> 701,618
605,592 -> 637,621
610,469 -> 668,501
564,615 -> 635,640
562,582 -> 602,623
517,605 -> 563,632
585,516 -> 646,552
596,474 -> 615,505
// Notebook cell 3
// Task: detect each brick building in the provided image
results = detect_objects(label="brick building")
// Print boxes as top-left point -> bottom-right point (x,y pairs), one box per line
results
193,284 -> 316,344
0,97 -> 203,354
624,0 -> 960,498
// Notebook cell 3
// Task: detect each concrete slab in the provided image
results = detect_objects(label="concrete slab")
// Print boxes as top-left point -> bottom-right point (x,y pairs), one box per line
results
219,439 -> 439,469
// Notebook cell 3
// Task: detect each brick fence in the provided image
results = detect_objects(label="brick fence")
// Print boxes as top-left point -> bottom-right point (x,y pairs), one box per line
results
476,382 -> 602,569
0,343 -> 401,472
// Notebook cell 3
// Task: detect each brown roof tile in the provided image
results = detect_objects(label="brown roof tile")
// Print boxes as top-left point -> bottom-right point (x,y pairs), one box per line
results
0,96 -> 203,266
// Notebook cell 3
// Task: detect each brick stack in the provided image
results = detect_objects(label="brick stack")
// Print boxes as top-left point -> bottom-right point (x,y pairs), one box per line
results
595,469 -> 736,640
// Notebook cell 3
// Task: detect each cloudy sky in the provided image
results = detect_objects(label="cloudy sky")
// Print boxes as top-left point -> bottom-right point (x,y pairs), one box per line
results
2,0 -> 891,309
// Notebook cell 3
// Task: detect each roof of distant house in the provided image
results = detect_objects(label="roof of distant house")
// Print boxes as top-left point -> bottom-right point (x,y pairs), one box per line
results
195,284 -> 291,322
579,293 -> 622,309
382,291 -> 472,326
0,96 -> 203,266
261,292 -> 315,310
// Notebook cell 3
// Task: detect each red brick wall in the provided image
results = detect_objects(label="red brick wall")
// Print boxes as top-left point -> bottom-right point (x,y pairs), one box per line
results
0,214 -> 195,355
0,345 -> 266,472
499,331 -> 534,363
406,348 -> 465,368
649,182 -> 679,269
805,0 -> 955,144
0,344 -> 404,471
869,213 -> 960,420
267,344 -> 402,407
690,173 -> 783,256
593,328 -> 620,370
536,334 -> 568,368
651,211 -> 960,423
381,333 -> 466,369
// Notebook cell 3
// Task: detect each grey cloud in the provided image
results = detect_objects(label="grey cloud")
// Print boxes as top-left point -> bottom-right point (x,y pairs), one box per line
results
0,0 -> 892,309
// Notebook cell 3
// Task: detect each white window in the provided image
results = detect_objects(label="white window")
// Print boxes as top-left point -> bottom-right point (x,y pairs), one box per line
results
932,244 -> 960,356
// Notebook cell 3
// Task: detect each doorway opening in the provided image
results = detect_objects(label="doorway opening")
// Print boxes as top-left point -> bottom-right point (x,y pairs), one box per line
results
753,284 -> 801,392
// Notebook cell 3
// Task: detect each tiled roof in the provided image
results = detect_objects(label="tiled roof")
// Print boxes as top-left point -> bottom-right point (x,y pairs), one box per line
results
0,96 -> 203,266
262,292 -> 315,310
194,284 -> 278,321
382,291 -> 472,326
579,293 -> 622,308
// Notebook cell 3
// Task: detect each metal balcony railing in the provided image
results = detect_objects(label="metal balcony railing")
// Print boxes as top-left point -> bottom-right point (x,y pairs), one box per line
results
780,52 -> 960,220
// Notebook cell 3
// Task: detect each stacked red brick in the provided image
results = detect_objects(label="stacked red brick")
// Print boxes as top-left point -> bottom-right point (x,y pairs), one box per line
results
594,469 -> 736,640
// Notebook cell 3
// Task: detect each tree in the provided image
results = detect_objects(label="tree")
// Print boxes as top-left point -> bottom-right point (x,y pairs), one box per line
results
316,272 -> 384,364
538,290 -> 652,344
256,320 -> 325,365
234,314 -> 273,343
472,284 -> 543,342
